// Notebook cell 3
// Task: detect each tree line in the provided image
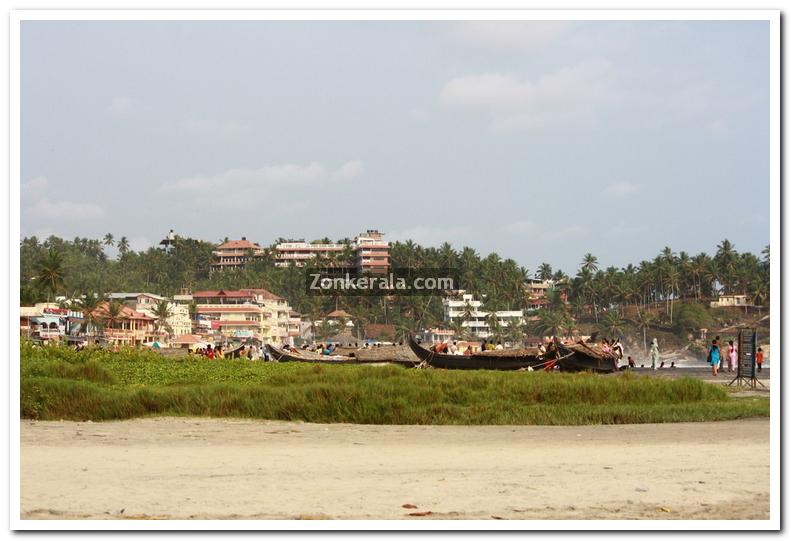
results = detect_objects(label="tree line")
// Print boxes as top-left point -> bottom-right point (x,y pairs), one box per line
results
21,234 -> 769,343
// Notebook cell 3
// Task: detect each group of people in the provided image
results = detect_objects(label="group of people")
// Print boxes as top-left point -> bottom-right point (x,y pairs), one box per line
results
706,336 -> 764,376
192,343 -> 264,361
192,344 -> 223,359
430,340 -> 507,356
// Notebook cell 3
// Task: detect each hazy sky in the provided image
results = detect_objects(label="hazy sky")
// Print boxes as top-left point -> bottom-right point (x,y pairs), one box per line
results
20,20 -> 770,274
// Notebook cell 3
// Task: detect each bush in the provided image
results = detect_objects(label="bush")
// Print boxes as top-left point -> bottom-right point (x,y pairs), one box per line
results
675,303 -> 713,334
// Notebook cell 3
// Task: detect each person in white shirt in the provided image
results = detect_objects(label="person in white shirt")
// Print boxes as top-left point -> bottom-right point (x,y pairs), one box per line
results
495,341 -> 504,350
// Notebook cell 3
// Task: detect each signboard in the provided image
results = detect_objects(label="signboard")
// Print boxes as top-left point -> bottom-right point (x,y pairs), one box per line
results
737,328 -> 757,379
729,328 -> 762,388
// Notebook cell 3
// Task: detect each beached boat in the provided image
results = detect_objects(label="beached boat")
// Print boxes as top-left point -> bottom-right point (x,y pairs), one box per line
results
407,336 -> 545,370
266,344 -> 359,364
556,342 -> 619,373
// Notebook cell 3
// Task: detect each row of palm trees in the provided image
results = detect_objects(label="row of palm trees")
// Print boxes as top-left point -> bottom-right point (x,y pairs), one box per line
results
22,234 -> 769,345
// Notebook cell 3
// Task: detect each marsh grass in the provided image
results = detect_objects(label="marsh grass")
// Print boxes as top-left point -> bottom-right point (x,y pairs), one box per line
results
20,342 -> 769,424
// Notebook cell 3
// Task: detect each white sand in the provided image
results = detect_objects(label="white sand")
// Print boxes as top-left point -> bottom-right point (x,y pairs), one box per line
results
21,418 -> 769,520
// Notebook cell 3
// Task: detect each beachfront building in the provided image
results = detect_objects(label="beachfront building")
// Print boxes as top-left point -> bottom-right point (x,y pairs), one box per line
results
710,294 -> 754,308
90,302 -> 158,346
273,240 -> 348,267
273,230 -> 390,273
442,291 -> 525,339
353,230 -> 390,273
107,293 -> 193,337
20,303 -> 82,343
523,278 -> 563,311
192,289 -> 291,344
210,237 -> 265,272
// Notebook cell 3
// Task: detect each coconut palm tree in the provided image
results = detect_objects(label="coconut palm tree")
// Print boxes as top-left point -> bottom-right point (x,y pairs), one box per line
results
36,249 -> 65,302
634,309 -> 655,355
600,310 -> 625,339
536,263 -> 553,281
103,233 -> 115,249
581,253 -> 599,273
152,299 -> 173,336
104,301 -> 125,335
75,293 -> 106,343
117,236 -> 130,257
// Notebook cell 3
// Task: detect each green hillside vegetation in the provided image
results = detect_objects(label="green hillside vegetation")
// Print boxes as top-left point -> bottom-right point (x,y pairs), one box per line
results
20,235 -> 769,358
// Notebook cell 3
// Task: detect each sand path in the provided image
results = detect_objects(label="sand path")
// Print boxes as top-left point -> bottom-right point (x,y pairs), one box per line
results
20,417 -> 769,520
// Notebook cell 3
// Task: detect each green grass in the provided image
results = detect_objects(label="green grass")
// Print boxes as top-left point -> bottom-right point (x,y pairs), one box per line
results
20,342 -> 769,425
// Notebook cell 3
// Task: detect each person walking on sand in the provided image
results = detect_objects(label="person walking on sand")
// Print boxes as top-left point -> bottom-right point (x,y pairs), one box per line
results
727,340 -> 738,373
708,339 -> 721,377
649,338 -> 659,370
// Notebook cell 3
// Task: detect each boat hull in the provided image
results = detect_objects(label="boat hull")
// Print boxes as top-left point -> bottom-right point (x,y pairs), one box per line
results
408,336 -> 544,370
266,344 -> 358,364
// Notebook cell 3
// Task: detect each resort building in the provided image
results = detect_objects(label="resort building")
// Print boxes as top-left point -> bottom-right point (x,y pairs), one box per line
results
210,237 -> 265,272
523,278 -> 561,311
353,230 -> 390,273
192,288 -> 291,344
273,230 -> 390,273
273,241 -> 348,267
20,303 -> 82,343
90,302 -> 158,346
442,291 -> 525,339
108,292 -> 193,337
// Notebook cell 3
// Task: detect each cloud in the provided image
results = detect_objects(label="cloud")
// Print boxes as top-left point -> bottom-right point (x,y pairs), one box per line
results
22,175 -> 106,222
27,198 -> 106,220
160,161 -> 365,208
107,96 -> 134,117
22,176 -> 49,198
388,225 -> 472,247
606,182 -> 642,198
504,220 -> 537,234
330,160 -> 365,182
448,21 -> 576,52
438,59 -> 617,131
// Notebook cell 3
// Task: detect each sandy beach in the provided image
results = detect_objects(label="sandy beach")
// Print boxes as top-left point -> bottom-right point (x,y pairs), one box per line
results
21,417 -> 768,520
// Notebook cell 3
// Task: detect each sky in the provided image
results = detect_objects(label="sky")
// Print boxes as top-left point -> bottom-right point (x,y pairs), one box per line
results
20,19 -> 770,274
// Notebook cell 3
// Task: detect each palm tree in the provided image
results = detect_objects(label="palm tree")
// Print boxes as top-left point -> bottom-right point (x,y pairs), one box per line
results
75,293 -> 106,343
36,249 -> 65,302
103,233 -> 115,249
152,299 -> 173,336
663,267 -> 680,324
486,312 -> 501,342
504,319 -> 524,347
104,301 -> 125,335
581,253 -> 599,273
600,310 -> 625,339
117,236 -> 130,257
536,263 -> 553,281
634,309 -> 655,355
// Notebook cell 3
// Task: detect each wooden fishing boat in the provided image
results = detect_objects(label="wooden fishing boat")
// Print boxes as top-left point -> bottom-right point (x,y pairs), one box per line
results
407,336 -> 545,370
556,342 -> 619,373
266,344 -> 359,364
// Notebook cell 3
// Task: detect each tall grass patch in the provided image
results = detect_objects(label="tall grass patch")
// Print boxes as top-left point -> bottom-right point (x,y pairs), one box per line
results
20,342 -> 769,424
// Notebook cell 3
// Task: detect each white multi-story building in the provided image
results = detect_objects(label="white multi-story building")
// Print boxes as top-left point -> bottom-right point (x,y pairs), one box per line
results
274,230 -> 390,273
442,292 -> 524,339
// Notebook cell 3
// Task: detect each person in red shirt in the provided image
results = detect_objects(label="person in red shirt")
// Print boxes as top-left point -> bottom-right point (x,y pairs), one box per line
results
756,347 -> 764,372
206,345 -> 215,360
